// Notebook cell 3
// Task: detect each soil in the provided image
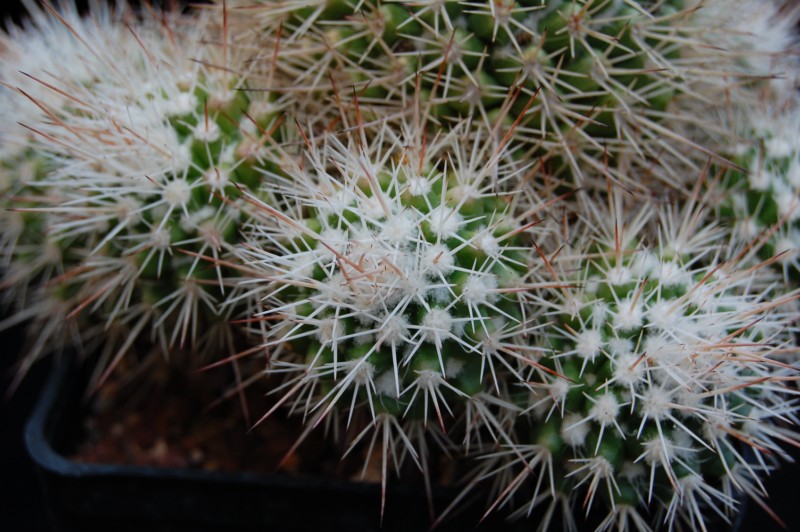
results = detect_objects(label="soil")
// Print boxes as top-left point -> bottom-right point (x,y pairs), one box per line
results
69,358 -> 454,487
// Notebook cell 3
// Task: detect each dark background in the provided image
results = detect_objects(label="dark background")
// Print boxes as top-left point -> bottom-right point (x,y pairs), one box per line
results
1,1 -> 799,530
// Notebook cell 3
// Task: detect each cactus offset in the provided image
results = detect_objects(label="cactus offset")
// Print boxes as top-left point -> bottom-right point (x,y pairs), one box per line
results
234,113 -> 551,482
478,190 -> 800,530
0,2 -> 286,379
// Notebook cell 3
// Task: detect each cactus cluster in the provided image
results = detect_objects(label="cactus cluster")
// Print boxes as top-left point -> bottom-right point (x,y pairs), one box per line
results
2,1 -> 800,531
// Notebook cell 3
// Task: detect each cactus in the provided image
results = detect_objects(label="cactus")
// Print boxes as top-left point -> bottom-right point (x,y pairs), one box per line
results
717,103 -> 800,281
682,1 -> 800,283
1,1 -> 800,531
0,1 -> 290,381
0,1 -> 122,302
234,111 -> 550,499
227,0 -> 785,191
473,190 -> 800,530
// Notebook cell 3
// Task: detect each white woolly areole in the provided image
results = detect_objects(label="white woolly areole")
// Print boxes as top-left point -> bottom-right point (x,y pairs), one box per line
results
422,308 -> 453,342
561,296 -> 582,317
613,353 -> 646,389
374,370 -> 396,397
575,329 -> 603,360
381,211 -> 418,244
620,461 -> 645,482
583,276 -> 600,294
702,410 -> 733,441
416,369 -> 444,388
166,92 -> 197,116
641,437 -> 671,466
316,317 -> 344,345
353,332 -> 374,346
193,120 -> 221,143
613,298 -> 643,330
749,166 -> 773,192
675,387 -> 703,414
765,136 -> 795,160
561,413 -> 589,447
632,252 -> 659,277
607,337 -> 633,356
163,179 -> 192,208
775,234 -> 799,264
606,265 -> 633,285
115,197 -> 142,223
642,335 -> 673,362
236,138 -> 266,161
735,216 -> 761,240
151,227 -> 171,250
447,183 -> 479,204
399,273 -> 429,301
461,274 -> 498,306
314,187 -> 350,218
429,287 -> 450,305
648,300 -> 680,331
641,387 -> 673,422
180,205 -> 214,232
317,228 -> 349,261
348,231 -> 378,259
423,243 -> 455,277
742,408 -> 773,438
407,175 -> 432,197
588,457 -> 614,480
350,360 -> 376,386
445,357 -> 465,378
204,167 -> 229,191
477,324 -> 503,355
549,378 -> 571,405
247,100 -> 275,120
427,206 -> 462,238
655,261 -> 689,287
315,273 -> 350,306
208,89 -> 235,110
381,315 -> 409,344
774,184 -> 800,221
688,281 -> 716,309
198,221 -> 223,249
360,195 -> 386,221
170,143 -> 192,175
588,302 -> 608,328
475,229 -> 500,255
353,293 -> 380,324
590,394 -> 620,427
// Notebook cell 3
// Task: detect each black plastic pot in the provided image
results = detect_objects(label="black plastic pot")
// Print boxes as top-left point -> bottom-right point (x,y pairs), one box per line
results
24,355 -> 522,532
25,354 -> 773,532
